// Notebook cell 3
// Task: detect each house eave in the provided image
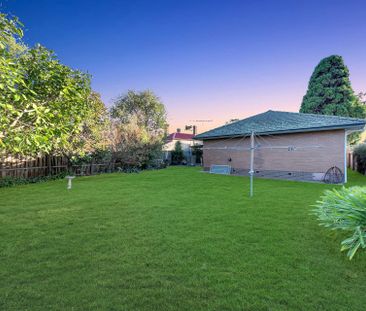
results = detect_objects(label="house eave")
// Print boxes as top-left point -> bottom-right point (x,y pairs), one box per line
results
194,123 -> 366,140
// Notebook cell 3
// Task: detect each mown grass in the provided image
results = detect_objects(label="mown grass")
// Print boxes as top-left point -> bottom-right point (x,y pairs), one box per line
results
0,167 -> 366,310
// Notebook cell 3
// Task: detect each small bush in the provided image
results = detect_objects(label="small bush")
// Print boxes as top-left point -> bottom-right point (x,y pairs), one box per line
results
313,186 -> 366,260
171,141 -> 185,164
191,145 -> 203,164
353,144 -> 366,174
0,172 -> 68,188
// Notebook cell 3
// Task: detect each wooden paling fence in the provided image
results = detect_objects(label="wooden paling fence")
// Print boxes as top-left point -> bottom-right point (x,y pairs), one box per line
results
347,151 -> 359,172
0,155 -> 68,179
0,155 -> 114,179
347,151 -> 357,171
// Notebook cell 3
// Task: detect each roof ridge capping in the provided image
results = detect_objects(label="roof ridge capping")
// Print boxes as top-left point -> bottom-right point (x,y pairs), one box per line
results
269,110 -> 366,122
194,110 -> 366,140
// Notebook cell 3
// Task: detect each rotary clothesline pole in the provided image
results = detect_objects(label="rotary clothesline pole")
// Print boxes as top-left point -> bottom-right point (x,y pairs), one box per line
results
249,131 -> 255,197
202,133 -> 323,197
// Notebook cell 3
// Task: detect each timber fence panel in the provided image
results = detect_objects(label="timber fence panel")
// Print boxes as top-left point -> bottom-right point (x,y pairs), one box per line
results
0,155 -> 69,179
0,154 -> 120,180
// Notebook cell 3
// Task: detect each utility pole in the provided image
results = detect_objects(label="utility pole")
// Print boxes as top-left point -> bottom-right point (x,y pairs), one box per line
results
249,131 -> 255,197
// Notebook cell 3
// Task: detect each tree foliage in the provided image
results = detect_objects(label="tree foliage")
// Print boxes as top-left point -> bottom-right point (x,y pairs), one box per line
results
0,13 -> 101,156
357,92 -> 366,106
110,90 -> 168,168
109,116 -> 161,168
68,91 -> 110,155
353,144 -> 366,174
0,13 -> 170,173
191,144 -> 203,163
171,141 -> 185,164
111,90 -> 168,134
0,13 -> 23,51
300,55 -> 366,119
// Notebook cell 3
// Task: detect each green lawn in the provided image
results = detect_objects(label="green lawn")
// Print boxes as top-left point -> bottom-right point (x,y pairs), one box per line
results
1,167 -> 366,310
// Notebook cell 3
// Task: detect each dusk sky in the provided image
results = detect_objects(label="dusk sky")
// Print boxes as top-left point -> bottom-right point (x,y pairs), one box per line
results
2,0 -> 366,133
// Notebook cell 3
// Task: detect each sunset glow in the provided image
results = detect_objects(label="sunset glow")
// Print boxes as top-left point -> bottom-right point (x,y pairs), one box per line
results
5,0 -> 366,134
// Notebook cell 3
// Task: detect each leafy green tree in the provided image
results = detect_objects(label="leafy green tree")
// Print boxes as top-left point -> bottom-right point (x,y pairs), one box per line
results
0,13 -> 24,52
0,14 -> 26,152
69,91 -> 110,155
300,55 -> 366,119
0,14 -> 93,156
110,90 -> 168,168
109,115 -> 162,168
111,90 -> 168,134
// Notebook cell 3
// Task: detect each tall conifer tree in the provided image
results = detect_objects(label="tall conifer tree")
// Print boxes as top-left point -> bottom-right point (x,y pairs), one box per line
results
300,55 -> 365,119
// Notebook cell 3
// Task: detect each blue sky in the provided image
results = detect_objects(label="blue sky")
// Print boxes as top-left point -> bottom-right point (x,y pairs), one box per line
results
2,0 -> 366,131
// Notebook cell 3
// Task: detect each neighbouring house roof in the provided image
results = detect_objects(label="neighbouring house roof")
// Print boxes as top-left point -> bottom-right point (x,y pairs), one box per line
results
194,110 -> 366,140
166,132 -> 195,141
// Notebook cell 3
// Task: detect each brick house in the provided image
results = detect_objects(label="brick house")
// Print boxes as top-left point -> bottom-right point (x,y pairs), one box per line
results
194,110 -> 366,182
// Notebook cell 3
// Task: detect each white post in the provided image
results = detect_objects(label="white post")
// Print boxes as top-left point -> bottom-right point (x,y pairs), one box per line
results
66,176 -> 75,190
249,131 -> 255,197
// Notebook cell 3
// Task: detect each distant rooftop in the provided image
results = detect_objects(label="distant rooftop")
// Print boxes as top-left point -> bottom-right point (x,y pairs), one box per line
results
167,132 -> 195,141
194,110 -> 366,140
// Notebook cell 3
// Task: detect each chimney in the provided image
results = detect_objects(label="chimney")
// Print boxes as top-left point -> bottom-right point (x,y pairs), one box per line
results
176,128 -> 181,133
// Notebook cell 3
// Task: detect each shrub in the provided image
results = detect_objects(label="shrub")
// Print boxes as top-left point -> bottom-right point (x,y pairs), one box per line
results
353,144 -> 366,174
313,186 -> 366,260
171,141 -> 184,164
0,172 -> 68,188
70,150 -> 113,166
191,145 -> 203,164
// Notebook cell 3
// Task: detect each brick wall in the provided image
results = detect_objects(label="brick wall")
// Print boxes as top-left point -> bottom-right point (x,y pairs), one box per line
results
202,130 -> 345,181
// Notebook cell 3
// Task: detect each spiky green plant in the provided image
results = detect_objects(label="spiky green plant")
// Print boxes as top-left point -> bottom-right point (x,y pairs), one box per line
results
313,186 -> 366,260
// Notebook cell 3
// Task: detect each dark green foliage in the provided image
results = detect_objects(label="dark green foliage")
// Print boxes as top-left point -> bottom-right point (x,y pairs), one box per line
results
0,172 -> 67,188
171,141 -> 184,164
70,149 -> 113,166
191,144 -> 203,163
300,55 -> 366,119
354,144 -> 366,174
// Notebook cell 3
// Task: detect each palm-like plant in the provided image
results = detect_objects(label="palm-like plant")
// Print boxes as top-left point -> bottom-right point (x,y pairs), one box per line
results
313,186 -> 366,260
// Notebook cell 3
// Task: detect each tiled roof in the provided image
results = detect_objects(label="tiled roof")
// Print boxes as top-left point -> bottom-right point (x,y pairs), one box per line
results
167,132 -> 195,141
194,110 -> 366,140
